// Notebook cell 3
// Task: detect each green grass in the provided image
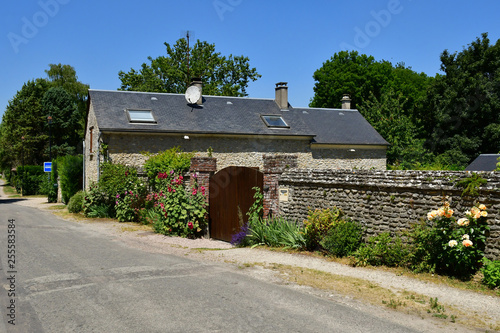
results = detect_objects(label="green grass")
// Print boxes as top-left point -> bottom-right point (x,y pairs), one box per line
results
1,183 -> 18,196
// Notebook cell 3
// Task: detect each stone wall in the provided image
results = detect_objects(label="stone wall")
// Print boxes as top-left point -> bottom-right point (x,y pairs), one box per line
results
103,133 -> 386,172
84,105 -> 99,188
278,169 -> 500,260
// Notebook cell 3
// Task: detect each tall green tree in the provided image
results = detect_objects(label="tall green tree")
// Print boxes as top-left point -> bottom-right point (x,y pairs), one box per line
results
310,51 -> 391,109
0,64 -> 89,170
42,87 -> 81,157
310,51 -> 431,126
118,38 -> 261,96
45,63 -> 90,139
427,33 -> 500,167
0,79 -> 50,167
358,90 -> 433,168
311,50 -> 433,168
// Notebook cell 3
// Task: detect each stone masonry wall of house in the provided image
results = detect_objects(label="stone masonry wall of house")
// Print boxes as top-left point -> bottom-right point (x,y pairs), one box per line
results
104,132 -> 386,172
84,105 -> 99,189
278,169 -> 500,260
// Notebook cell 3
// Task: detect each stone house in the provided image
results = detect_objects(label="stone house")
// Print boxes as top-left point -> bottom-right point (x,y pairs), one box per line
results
84,82 -> 388,188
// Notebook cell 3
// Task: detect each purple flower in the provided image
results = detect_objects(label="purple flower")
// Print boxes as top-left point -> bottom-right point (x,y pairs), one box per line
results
230,223 -> 249,246
115,201 -> 119,205
116,194 -> 120,198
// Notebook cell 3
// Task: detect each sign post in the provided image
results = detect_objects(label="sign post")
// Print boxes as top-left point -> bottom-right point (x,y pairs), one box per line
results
43,162 -> 52,173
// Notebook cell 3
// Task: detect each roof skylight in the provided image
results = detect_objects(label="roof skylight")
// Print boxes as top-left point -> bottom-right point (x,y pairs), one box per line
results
261,115 -> 289,128
126,109 -> 156,123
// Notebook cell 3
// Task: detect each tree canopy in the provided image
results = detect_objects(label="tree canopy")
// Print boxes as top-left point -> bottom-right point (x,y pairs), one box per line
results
0,64 -> 88,169
118,38 -> 261,97
426,33 -> 500,167
310,50 -> 433,167
311,35 -> 500,169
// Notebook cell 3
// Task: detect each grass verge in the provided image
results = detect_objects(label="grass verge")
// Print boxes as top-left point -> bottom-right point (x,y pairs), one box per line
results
256,245 -> 499,298
256,263 -> 499,331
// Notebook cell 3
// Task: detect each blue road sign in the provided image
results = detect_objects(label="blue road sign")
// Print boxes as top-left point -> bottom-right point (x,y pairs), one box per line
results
44,162 -> 52,173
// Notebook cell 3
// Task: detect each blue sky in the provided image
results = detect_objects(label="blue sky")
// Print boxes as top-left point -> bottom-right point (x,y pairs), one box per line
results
1,0 -> 500,119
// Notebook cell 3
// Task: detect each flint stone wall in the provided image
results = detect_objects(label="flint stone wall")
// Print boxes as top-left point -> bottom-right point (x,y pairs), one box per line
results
279,169 -> 500,260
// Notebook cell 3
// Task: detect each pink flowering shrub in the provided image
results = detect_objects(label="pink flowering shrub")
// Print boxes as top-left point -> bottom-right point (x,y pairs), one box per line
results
411,202 -> 489,278
115,188 -> 146,222
149,171 -> 207,238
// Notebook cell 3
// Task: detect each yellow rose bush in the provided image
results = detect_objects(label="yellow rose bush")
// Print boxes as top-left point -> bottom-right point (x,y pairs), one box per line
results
418,202 -> 490,278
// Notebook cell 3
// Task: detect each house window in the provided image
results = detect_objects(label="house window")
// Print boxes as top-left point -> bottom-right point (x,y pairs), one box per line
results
126,109 -> 156,123
261,115 -> 289,128
89,127 -> 94,153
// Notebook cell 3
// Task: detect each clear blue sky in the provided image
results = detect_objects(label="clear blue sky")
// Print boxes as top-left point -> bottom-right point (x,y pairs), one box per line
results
1,0 -> 500,119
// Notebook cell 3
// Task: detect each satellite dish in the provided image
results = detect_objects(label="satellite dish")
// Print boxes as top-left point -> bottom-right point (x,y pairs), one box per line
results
185,86 -> 201,104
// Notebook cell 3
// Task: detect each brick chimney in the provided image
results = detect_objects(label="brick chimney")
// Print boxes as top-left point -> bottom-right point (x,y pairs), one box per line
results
275,82 -> 288,110
341,94 -> 351,109
190,77 -> 203,105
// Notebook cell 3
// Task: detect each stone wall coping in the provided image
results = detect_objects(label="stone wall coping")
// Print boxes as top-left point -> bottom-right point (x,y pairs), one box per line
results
280,169 -> 500,191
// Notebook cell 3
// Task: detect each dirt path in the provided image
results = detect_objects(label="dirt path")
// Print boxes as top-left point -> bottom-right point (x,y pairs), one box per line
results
1,179 -> 498,332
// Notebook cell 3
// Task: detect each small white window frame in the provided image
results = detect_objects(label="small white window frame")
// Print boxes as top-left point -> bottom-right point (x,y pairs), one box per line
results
261,115 -> 289,128
126,109 -> 156,123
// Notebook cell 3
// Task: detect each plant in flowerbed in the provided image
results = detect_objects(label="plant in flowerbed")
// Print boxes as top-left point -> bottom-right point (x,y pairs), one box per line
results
320,218 -> 364,258
83,163 -> 145,219
481,258 -> 500,290
114,184 -> 148,222
303,207 -> 347,251
143,147 -> 193,191
408,202 -> 490,279
149,170 -> 207,238
83,183 -> 112,218
231,187 -> 306,249
246,215 -> 307,250
352,232 -> 410,268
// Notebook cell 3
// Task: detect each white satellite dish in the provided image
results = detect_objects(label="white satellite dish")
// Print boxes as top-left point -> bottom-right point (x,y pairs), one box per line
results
185,86 -> 201,104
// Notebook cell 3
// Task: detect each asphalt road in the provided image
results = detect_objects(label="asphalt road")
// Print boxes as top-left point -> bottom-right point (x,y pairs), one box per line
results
0,200 -> 429,333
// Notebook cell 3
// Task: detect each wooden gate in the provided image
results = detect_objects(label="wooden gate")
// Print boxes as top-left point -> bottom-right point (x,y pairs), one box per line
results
209,166 -> 263,242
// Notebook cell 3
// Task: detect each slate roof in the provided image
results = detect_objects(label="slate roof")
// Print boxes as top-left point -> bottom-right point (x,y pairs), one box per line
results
291,107 -> 388,145
88,89 -> 389,146
465,154 -> 500,171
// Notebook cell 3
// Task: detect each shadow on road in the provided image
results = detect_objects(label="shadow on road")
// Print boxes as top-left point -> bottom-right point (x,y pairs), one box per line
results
0,182 -> 27,204
0,197 -> 27,204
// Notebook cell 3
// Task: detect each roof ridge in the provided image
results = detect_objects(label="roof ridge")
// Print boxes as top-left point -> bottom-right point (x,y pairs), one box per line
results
89,89 -> 275,102
293,107 -> 359,112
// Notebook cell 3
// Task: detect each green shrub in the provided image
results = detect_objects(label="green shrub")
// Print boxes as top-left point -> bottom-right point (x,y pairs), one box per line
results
2,169 -> 12,182
47,159 -> 58,203
352,232 -> 409,267
87,204 -> 112,218
320,220 -> 364,257
137,208 -> 161,225
68,191 -> 85,213
303,207 -> 345,250
238,188 -> 305,249
143,147 -> 193,190
83,183 -> 107,217
59,155 -> 83,203
481,259 -> 500,289
98,162 -> 139,202
15,165 -> 44,195
38,173 -> 52,195
247,216 -> 306,249
406,222 -> 439,273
